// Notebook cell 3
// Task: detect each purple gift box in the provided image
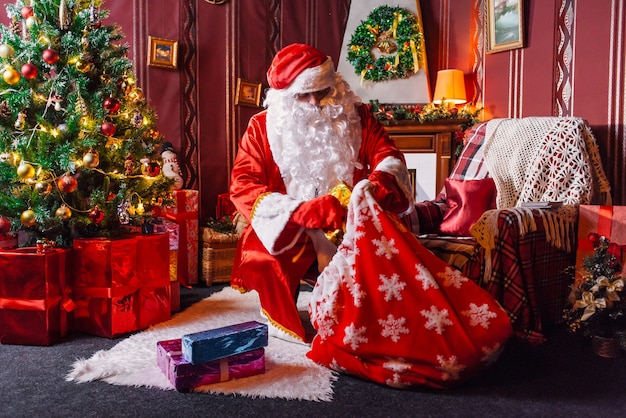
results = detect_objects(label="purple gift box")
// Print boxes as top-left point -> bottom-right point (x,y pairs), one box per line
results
157,338 -> 265,392
182,321 -> 268,364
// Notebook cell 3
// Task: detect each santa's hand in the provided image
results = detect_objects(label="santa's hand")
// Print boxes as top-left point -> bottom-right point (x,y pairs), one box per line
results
368,171 -> 409,213
291,195 -> 346,230
306,229 -> 338,272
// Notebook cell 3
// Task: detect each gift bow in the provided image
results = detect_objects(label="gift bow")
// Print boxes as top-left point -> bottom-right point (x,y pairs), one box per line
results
591,276 -> 624,302
574,291 -> 607,321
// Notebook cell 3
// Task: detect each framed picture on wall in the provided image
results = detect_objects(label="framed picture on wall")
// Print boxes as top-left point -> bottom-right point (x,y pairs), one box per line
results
148,36 -> 178,69
235,78 -> 262,107
486,0 -> 524,54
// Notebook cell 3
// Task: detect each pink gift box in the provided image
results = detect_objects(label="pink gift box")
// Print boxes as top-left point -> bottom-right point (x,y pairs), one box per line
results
576,205 -> 626,283
163,190 -> 199,286
71,234 -> 171,338
157,338 -> 265,392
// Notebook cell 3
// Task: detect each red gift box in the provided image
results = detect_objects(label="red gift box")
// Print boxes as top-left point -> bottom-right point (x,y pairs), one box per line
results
576,205 -> 626,283
216,192 -> 237,219
0,247 -> 74,346
163,190 -> 199,286
154,218 -> 181,311
72,234 -> 171,338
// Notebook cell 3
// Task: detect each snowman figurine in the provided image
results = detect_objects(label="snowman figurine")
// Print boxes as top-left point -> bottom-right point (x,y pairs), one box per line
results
160,141 -> 184,189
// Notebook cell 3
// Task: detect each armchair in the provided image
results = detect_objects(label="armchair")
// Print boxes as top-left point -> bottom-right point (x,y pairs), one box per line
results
409,117 -> 612,343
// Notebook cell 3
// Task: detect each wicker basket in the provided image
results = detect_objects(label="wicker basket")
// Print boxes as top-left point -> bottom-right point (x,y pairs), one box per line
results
201,227 -> 239,286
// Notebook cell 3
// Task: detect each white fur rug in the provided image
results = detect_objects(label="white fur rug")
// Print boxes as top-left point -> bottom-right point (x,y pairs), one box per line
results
66,287 -> 336,401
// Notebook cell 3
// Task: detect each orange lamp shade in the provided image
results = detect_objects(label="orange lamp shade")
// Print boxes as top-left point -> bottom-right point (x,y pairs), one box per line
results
432,69 -> 467,105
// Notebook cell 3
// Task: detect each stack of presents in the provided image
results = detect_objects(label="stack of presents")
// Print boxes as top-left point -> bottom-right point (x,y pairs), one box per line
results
157,321 -> 267,392
0,189 -> 201,346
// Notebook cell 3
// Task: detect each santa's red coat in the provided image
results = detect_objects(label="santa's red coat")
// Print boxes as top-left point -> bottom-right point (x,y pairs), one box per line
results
230,105 -> 405,340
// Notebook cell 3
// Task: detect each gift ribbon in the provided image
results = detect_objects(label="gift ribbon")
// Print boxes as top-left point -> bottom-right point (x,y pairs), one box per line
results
219,358 -> 230,382
0,296 -> 60,311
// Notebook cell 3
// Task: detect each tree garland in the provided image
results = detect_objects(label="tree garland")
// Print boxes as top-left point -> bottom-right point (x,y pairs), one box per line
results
347,5 -> 423,83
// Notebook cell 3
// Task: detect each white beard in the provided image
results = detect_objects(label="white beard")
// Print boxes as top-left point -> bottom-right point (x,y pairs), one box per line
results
265,81 -> 363,200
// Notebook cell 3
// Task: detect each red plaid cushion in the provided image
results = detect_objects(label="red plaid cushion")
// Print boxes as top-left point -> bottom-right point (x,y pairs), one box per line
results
408,200 -> 447,235
449,122 -> 490,181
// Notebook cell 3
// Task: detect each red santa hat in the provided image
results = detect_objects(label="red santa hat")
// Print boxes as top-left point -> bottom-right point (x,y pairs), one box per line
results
266,43 -> 336,93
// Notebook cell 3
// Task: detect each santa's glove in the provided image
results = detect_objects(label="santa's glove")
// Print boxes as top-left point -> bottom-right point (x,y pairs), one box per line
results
368,170 -> 410,214
291,195 -> 346,230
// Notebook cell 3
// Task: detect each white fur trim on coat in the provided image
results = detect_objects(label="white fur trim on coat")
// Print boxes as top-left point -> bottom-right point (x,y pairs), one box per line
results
374,156 -> 415,217
251,192 -> 304,255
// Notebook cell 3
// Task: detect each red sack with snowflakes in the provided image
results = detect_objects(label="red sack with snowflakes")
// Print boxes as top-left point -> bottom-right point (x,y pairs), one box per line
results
307,180 -> 513,389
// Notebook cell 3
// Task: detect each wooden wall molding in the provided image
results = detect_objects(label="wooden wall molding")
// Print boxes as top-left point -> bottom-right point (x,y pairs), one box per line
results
180,0 -> 199,189
554,0 -> 574,117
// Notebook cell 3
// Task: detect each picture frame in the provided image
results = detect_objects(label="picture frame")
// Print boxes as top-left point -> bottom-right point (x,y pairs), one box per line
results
486,0 -> 524,54
147,36 -> 178,69
235,78 -> 262,107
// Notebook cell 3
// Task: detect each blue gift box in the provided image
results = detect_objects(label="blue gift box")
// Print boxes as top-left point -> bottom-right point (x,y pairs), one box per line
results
182,321 -> 268,364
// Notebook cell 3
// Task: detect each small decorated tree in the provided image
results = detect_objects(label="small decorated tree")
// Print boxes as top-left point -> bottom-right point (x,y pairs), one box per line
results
563,234 -> 626,338
0,0 -> 173,247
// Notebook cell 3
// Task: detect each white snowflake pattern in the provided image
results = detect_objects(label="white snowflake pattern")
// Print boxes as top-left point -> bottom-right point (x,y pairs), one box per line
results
437,355 -> 466,381
315,316 -> 336,339
329,358 -> 348,373
385,373 -> 410,388
415,263 -> 438,290
378,273 -> 406,301
481,342 -> 504,365
420,306 -> 453,335
343,322 -> 368,350
346,280 -> 367,307
378,314 -> 410,342
437,266 -> 469,288
461,303 -> 498,329
382,358 -> 412,373
372,236 -> 399,260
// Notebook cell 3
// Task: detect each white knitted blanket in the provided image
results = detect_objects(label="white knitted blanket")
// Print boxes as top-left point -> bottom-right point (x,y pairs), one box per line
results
469,117 -> 612,280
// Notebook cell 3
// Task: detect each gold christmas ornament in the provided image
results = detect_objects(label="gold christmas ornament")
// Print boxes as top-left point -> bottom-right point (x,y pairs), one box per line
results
20,209 -> 36,226
17,161 -> 36,179
25,16 -> 38,30
0,43 -> 15,58
3,67 -> 20,85
55,205 -> 72,221
34,181 -> 52,195
82,150 -> 99,168
75,59 -> 93,73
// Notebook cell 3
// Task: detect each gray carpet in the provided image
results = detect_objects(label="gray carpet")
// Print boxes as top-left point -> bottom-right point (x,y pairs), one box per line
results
1,284 -> 626,418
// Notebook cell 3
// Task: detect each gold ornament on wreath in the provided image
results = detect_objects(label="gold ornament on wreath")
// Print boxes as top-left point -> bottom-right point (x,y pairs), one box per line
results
347,5 -> 423,83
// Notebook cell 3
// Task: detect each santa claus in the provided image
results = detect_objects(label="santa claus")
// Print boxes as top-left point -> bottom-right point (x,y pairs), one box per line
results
230,43 -> 414,343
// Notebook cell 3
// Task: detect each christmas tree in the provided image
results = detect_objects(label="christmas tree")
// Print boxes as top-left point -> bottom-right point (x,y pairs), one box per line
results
0,0 -> 174,246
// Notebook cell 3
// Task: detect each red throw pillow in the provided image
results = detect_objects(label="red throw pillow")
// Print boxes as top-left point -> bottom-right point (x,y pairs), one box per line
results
439,178 -> 497,236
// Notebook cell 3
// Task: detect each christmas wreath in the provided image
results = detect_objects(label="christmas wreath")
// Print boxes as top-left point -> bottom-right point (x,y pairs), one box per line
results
347,5 -> 423,83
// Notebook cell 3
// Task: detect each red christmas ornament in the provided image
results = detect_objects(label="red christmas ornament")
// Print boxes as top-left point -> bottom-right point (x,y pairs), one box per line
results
100,121 -> 116,137
42,48 -> 60,65
103,97 -> 120,114
588,232 -> 601,248
0,216 -> 11,233
89,206 -> 105,224
147,162 -> 161,177
57,173 -> 78,193
21,6 -> 33,19
21,63 -> 38,80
